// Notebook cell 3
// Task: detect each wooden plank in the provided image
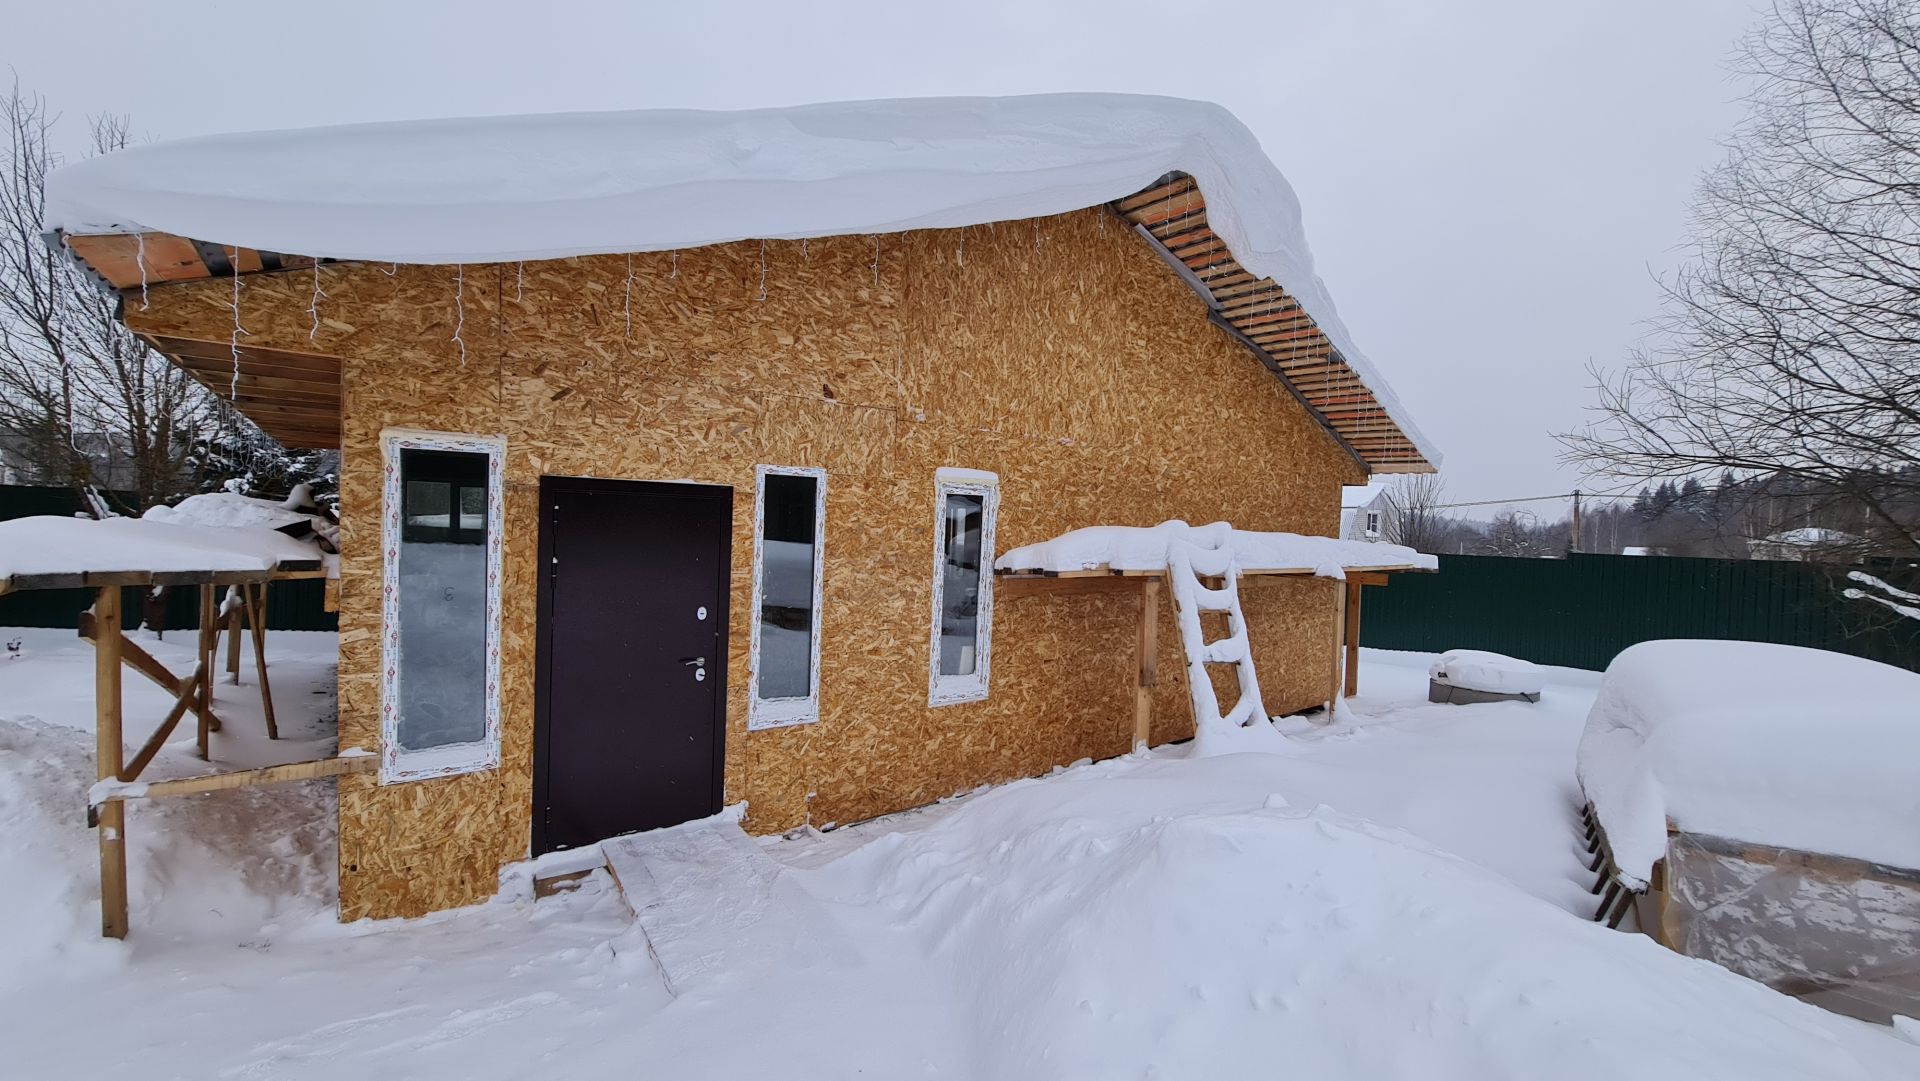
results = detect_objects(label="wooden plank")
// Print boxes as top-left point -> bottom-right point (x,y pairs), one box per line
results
120,661 -> 205,781
1344,580 -> 1362,698
97,754 -> 378,803
995,575 -> 1142,599
93,587 -> 128,939
197,584 -> 215,757
1134,578 -> 1160,749
248,583 -> 279,739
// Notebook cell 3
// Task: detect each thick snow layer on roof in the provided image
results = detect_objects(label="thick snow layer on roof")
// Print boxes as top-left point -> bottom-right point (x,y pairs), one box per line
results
1340,481 -> 1390,510
43,94 -> 1436,466
995,520 -> 1435,577
1577,639 -> 1920,886
0,515 -> 319,581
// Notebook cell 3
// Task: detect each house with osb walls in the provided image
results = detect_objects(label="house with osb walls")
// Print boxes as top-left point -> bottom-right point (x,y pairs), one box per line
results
45,94 -> 1440,923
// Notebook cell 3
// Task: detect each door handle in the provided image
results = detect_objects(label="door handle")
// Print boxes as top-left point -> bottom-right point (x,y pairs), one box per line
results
681,656 -> 706,667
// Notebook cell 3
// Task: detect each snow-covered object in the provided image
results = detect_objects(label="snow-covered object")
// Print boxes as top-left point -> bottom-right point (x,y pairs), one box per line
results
1429,649 -> 1546,695
144,491 -> 338,561
995,520 -> 1434,576
1577,639 -> 1920,887
43,94 -> 1436,467
0,515 -> 320,582
1164,539 -> 1280,755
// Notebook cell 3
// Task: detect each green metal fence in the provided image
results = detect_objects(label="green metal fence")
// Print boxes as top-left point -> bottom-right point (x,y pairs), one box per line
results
0,484 -> 337,633
1360,552 -> 1920,673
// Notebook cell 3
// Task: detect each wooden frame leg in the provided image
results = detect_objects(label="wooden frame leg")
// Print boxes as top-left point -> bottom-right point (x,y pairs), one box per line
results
225,589 -> 243,685
93,587 -> 128,940
196,584 -> 215,759
1343,580 -> 1362,698
248,583 -> 278,740
1132,578 -> 1160,750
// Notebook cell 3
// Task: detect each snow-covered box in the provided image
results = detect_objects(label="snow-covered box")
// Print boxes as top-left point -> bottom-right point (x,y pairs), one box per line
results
1426,649 -> 1543,704
1577,639 -> 1920,1022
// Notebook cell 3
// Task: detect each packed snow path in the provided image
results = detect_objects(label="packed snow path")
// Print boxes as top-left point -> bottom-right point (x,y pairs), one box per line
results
2,640 -> 1914,1077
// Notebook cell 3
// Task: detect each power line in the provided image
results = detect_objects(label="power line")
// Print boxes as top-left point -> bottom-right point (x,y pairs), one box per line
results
1425,490 -> 1640,512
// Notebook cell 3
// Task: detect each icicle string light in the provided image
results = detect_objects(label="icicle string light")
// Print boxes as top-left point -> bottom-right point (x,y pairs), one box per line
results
228,251 -> 246,400
756,240 -> 768,302
801,238 -> 810,261
624,253 -> 634,337
307,262 -> 327,341
382,262 -> 398,277
670,251 -> 678,279
956,229 -> 964,267
516,261 -> 525,301
452,264 -> 467,366
871,234 -> 880,286
135,232 -> 150,310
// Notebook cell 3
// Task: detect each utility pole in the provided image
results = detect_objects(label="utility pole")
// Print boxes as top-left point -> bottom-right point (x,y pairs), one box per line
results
1570,489 -> 1583,554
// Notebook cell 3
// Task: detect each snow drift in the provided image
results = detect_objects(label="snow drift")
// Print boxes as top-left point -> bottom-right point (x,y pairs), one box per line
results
42,93 -> 1436,465
995,519 -> 1435,576
1577,639 -> 1920,886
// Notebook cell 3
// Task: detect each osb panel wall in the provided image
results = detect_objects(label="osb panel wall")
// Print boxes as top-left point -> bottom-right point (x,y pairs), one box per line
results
126,207 -> 1364,919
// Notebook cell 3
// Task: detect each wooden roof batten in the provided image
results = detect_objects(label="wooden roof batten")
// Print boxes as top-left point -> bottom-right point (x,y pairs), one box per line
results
1110,173 -> 1433,474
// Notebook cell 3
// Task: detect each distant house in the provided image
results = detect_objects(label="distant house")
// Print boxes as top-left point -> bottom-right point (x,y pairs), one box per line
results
1748,527 -> 1860,562
1340,482 -> 1392,542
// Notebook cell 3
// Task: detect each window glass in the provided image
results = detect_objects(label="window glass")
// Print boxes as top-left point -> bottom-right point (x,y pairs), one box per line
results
938,492 -> 985,676
757,472 -> 818,701
395,448 -> 490,751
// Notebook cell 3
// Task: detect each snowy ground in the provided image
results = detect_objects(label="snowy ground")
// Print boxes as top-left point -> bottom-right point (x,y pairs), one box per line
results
0,637 -> 1913,1078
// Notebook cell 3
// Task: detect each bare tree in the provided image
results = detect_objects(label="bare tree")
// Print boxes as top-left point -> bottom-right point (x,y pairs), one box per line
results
1480,510 -> 1557,558
0,81 -> 234,512
1380,473 -> 1452,552
1561,0 -> 1920,559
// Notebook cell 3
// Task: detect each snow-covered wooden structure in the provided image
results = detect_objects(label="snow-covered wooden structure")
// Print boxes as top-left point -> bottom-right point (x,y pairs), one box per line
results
45,94 -> 1441,923
1578,640 -> 1920,1022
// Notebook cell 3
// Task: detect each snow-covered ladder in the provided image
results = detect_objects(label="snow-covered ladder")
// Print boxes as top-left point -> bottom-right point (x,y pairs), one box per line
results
1166,538 -> 1267,733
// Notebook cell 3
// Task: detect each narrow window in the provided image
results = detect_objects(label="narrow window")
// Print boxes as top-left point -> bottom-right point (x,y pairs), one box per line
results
379,431 -> 505,783
1365,511 -> 1380,536
929,468 -> 998,705
749,465 -> 826,729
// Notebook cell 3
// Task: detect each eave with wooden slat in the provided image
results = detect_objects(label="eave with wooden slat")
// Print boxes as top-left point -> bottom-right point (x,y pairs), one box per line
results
1111,173 -> 1433,474
56,174 -> 1434,471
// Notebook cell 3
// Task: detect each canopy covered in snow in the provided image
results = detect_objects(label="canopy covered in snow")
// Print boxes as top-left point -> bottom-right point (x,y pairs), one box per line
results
1577,639 -> 1920,886
43,94 -> 1436,468
995,520 -> 1435,578
0,515 -> 324,590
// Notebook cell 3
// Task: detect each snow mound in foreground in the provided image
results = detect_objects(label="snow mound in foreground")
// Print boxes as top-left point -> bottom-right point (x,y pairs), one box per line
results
1578,639 -> 1920,885
0,718 -> 338,974
807,756 -> 1917,1079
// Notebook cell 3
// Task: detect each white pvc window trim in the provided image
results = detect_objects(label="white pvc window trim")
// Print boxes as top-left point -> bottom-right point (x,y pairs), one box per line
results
748,464 -> 827,731
378,428 -> 506,784
928,467 -> 998,707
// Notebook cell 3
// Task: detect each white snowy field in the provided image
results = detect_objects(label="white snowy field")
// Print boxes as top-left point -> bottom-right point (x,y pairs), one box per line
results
0,634 -> 1914,1079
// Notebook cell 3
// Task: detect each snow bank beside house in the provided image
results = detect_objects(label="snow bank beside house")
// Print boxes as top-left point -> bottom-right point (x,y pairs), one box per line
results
1577,639 -> 1920,886
806,752 -> 1918,1079
995,519 -> 1434,576
43,93 -> 1437,467
0,514 -> 321,581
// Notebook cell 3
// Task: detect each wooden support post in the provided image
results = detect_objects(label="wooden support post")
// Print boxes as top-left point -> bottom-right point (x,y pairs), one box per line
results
1133,578 -> 1160,749
225,587 -> 242,685
93,587 -> 128,939
247,583 -> 278,740
196,584 -> 215,758
1343,580 -> 1363,698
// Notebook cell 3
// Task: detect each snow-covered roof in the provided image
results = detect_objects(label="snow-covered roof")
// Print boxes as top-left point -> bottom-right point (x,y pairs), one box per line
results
1756,527 -> 1857,547
1577,639 -> 1920,886
1340,482 -> 1391,510
995,520 -> 1436,578
0,515 -> 324,590
43,94 -> 1437,469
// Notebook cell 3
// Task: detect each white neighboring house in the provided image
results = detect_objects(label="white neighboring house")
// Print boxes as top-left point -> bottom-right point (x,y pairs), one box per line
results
1748,527 -> 1859,562
1340,482 -> 1393,543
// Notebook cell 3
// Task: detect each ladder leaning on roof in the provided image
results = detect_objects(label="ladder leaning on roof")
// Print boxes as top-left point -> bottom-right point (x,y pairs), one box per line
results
1165,538 -> 1267,734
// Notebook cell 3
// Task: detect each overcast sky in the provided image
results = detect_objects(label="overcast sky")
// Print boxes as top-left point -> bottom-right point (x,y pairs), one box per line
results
6,0 -> 1764,509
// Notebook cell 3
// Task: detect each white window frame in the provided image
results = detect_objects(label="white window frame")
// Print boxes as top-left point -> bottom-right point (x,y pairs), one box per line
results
928,467 -> 999,707
1365,510 -> 1381,536
748,464 -> 827,730
378,428 -> 506,784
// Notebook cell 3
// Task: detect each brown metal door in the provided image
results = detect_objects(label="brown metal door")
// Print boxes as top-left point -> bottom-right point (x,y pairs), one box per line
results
533,477 -> 731,855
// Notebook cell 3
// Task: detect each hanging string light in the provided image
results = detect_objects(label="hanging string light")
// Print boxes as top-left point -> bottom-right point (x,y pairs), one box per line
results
756,240 -> 768,302
307,261 -> 327,342
670,251 -> 679,279
801,238 -> 810,262
135,232 -> 150,311
228,250 -> 246,401
516,260 -> 525,302
625,253 -> 635,337
871,234 -> 880,286
956,228 -> 965,267
382,262 -> 398,277
452,264 -> 467,366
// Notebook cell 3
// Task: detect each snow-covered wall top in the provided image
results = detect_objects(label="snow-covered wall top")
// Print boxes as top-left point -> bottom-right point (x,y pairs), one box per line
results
42,93 -> 1436,466
1577,639 -> 1920,887
0,515 -> 321,581
995,520 -> 1436,577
